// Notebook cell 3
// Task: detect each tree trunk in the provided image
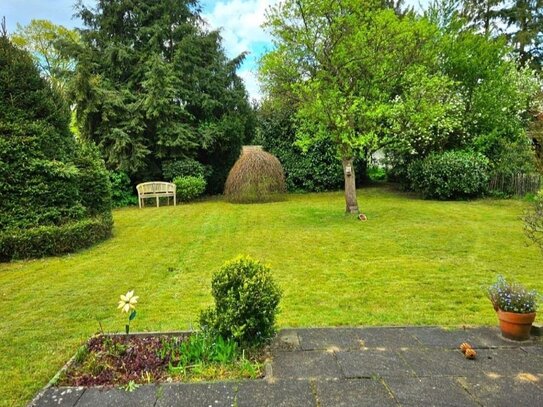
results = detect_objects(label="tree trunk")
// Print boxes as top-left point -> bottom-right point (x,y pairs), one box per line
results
342,157 -> 359,214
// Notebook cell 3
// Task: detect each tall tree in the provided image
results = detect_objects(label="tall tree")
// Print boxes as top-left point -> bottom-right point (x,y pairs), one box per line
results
261,0 -> 437,213
11,19 -> 80,95
460,0 -> 504,35
498,0 -> 543,70
72,0 -> 254,191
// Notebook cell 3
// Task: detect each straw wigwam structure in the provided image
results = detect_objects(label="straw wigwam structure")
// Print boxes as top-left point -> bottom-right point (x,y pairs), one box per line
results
224,146 -> 287,203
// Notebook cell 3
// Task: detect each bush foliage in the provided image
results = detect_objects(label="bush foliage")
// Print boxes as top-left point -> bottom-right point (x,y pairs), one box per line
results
525,190 -> 543,253
173,175 -> 206,202
109,171 -> 137,207
0,35 -> 112,260
162,159 -> 209,182
407,150 -> 490,200
258,106 -> 346,192
200,256 -> 282,347
224,147 -> 286,203
0,215 -> 113,261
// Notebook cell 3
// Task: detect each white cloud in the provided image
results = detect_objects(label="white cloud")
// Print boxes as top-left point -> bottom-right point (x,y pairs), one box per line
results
203,0 -> 278,100
238,69 -> 262,102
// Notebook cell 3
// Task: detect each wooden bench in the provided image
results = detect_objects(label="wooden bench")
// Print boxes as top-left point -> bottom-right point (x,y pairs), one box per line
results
136,182 -> 176,208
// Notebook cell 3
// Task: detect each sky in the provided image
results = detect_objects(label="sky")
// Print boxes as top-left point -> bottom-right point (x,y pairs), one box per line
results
0,0 -> 427,100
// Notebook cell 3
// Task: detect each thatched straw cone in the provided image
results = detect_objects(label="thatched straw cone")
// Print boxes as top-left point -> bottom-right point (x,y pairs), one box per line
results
224,146 -> 286,203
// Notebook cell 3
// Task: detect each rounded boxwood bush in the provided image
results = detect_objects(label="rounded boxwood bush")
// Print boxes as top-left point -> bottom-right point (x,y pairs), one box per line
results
199,256 -> 282,348
173,175 -> 206,202
407,150 -> 490,200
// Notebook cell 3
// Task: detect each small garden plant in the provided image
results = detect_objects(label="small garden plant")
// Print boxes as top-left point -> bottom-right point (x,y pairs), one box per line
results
487,275 -> 539,313
200,256 -> 282,347
173,175 -> 206,202
58,256 -> 279,387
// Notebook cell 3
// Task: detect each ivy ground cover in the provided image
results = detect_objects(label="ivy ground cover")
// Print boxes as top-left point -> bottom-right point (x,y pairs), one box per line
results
1,186 -> 542,406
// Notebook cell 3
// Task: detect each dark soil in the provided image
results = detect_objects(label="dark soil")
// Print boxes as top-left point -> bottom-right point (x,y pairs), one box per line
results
57,333 -> 265,387
58,334 -> 189,387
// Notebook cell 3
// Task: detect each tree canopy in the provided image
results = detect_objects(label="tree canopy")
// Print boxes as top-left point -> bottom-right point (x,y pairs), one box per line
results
261,0 -> 445,212
260,0 -> 541,210
11,19 -> 80,96
72,0 -> 255,192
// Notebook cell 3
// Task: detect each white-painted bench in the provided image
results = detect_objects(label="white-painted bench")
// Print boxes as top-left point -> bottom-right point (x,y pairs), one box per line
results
136,182 -> 176,208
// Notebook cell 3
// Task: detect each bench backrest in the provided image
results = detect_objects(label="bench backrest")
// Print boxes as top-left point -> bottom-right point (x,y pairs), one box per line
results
136,182 -> 176,195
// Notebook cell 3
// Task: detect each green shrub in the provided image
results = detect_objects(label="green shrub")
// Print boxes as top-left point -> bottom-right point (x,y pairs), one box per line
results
200,256 -> 282,347
0,35 -> 113,260
367,166 -> 387,182
407,150 -> 490,200
109,171 -> 137,207
162,159 -> 209,181
75,142 -> 112,216
525,190 -> 543,253
0,214 -> 113,261
257,105 -> 370,192
173,175 -> 206,202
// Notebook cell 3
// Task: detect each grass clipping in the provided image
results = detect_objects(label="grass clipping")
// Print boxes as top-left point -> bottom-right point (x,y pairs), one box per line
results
224,146 -> 287,203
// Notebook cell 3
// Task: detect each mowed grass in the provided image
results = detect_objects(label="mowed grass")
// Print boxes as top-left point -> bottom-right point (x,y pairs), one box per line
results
1,186 -> 542,406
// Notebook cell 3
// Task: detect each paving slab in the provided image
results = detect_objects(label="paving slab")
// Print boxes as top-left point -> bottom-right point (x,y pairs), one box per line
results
521,345 -> 543,356
466,327 -> 534,348
271,350 -> 343,379
411,327 -> 493,349
155,382 -> 236,407
399,349 -> 482,377
353,327 -> 420,349
31,387 -> 85,407
236,380 -> 315,407
477,348 -> 543,376
315,379 -> 396,407
336,350 -> 415,378
75,386 -> 158,407
271,329 -> 301,351
458,375 -> 543,407
297,328 -> 364,351
384,376 -> 479,407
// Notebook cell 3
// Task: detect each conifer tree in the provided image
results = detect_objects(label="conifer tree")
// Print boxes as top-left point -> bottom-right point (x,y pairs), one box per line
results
72,0 -> 254,192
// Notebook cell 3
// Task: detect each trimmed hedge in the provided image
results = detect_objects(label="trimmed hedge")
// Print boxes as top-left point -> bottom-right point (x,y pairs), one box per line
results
0,215 -> 113,261
173,175 -> 207,202
163,159 -> 209,181
407,150 -> 490,200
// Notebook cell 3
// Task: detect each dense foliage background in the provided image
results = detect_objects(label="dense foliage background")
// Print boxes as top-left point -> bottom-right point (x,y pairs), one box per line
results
70,0 -> 255,194
259,0 -> 542,200
0,34 -> 112,260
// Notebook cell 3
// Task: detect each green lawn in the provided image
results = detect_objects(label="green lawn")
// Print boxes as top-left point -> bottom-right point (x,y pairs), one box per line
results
1,186 -> 542,406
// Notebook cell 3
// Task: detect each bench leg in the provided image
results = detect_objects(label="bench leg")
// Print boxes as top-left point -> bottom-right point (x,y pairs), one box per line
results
139,196 -> 141,209
174,194 -> 176,206
156,196 -> 159,208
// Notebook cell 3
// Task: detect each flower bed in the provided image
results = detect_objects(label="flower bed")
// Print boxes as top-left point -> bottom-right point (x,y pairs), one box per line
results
54,332 -> 266,388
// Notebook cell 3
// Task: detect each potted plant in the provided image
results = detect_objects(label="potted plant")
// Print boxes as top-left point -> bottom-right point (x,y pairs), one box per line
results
487,275 -> 539,341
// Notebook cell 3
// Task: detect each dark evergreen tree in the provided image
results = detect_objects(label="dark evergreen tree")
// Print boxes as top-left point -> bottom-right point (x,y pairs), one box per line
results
498,0 -> 543,69
72,0 -> 254,192
0,34 -> 84,229
461,0 -> 504,35
0,30 -> 112,259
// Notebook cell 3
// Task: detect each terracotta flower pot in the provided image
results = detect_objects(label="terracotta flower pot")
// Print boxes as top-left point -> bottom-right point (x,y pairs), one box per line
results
497,310 -> 536,341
